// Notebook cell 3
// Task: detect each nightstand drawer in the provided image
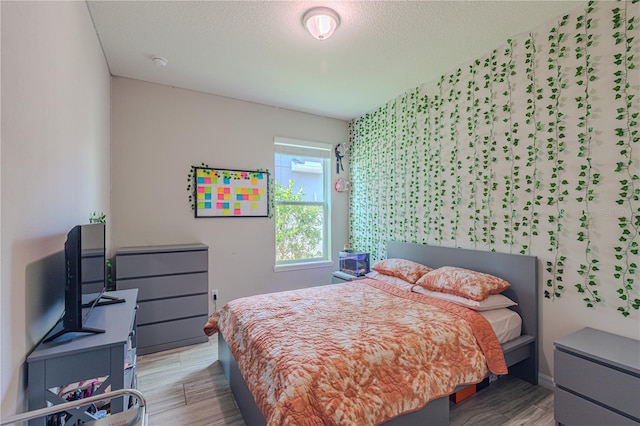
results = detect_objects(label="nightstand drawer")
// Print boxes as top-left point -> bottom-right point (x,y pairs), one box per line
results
554,388 -> 638,426
555,349 -> 640,419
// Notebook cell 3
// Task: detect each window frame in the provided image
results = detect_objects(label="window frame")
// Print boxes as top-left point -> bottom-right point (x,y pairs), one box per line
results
273,138 -> 332,271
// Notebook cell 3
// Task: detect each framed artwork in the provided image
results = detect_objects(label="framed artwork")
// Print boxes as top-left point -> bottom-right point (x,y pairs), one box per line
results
194,167 -> 269,218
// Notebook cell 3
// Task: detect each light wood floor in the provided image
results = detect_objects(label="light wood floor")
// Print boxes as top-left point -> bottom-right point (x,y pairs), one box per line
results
137,337 -> 554,425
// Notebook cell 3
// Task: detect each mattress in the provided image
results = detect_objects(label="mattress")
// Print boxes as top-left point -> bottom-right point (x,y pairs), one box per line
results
479,308 -> 522,344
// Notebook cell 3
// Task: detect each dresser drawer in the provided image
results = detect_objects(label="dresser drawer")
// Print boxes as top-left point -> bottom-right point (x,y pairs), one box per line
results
554,388 -> 639,426
137,295 -> 208,325
116,250 -> 207,278
555,349 -> 640,419
117,272 -> 207,301
137,315 -> 208,349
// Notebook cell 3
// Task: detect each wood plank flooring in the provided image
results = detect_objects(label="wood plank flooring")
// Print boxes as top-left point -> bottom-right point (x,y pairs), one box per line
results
136,337 -> 554,425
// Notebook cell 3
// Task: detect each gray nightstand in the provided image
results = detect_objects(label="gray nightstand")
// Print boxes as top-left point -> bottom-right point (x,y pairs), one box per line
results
331,271 -> 367,283
554,327 -> 640,426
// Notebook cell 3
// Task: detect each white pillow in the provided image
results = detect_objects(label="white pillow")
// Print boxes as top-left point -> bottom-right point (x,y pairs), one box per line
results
365,271 -> 414,291
411,286 -> 517,311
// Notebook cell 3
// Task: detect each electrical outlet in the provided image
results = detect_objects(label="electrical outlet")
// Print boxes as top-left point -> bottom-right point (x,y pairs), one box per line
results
212,289 -> 219,301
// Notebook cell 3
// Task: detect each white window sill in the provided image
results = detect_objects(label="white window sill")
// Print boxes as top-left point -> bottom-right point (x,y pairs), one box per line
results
273,260 -> 333,272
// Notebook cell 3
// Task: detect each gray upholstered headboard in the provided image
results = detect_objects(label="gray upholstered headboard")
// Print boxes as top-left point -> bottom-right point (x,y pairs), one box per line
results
386,241 -> 538,343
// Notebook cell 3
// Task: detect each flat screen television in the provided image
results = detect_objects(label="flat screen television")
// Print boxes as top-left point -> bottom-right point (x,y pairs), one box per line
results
44,223 -> 123,343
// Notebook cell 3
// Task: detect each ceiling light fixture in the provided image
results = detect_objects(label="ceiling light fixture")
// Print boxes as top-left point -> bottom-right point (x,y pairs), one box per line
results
302,7 -> 340,41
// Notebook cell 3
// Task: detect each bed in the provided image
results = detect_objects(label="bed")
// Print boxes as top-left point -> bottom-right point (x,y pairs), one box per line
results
211,242 -> 538,425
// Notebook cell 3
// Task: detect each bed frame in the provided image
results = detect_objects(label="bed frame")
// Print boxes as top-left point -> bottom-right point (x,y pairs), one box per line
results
218,241 -> 538,425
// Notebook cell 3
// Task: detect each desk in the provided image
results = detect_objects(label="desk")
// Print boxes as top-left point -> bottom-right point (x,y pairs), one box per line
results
27,289 -> 138,426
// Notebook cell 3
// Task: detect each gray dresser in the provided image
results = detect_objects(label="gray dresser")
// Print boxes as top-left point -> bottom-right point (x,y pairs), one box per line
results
115,243 -> 209,355
554,327 -> 640,426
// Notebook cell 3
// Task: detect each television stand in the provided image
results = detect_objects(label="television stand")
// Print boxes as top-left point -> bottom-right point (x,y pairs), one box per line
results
42,325 -> 104,343
27,289 -> 138,426
92,294 -> 126,307
82,293 -> 125,308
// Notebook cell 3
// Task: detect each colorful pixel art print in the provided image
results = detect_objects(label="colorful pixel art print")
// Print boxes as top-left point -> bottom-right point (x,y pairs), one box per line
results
194,167 -> 269,218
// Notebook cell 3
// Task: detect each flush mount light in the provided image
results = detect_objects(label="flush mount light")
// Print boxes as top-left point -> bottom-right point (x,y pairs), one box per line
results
302,7 -> 340,41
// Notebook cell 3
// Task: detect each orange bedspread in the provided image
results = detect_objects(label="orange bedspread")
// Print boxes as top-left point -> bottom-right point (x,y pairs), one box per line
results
205,279 -> 507,426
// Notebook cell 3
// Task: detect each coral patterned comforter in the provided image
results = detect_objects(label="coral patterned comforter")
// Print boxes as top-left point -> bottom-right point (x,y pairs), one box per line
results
204,279 -> 508,426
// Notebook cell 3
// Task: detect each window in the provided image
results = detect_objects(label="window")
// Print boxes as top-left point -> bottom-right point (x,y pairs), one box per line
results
274,138 -> 332,268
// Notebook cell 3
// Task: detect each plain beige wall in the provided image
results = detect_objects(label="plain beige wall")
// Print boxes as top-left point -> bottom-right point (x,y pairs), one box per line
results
111,77 -> 350,309
1,1 -> 111,417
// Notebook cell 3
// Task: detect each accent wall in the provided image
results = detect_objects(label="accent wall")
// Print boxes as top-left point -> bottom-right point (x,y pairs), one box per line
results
348,0 -> 639,378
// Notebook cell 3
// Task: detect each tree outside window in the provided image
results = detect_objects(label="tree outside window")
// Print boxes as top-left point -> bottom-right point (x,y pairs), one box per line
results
275,180 -> 323,261
274,140 -> 331,266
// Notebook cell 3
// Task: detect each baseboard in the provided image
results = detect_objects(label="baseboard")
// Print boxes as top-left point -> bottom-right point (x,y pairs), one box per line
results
538,372 -> 554,390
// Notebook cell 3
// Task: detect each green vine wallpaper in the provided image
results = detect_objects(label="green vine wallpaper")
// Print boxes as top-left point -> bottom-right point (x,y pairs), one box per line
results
348,1 -> 639,316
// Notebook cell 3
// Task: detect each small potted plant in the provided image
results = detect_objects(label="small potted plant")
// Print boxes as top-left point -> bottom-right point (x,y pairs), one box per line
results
89,211 -> 106,223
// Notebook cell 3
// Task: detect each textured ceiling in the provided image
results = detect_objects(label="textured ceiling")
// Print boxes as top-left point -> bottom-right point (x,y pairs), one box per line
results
87,1 -> 586,121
